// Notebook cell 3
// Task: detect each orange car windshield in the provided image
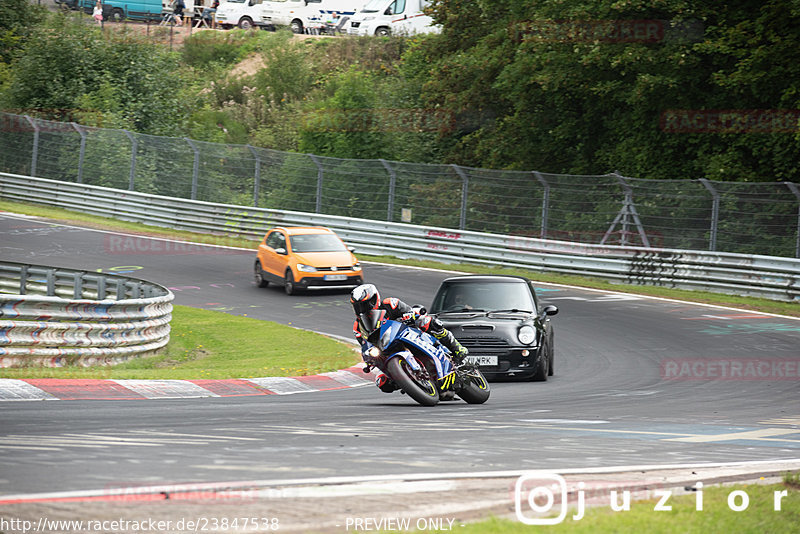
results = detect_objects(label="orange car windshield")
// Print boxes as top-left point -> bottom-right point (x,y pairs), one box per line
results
289,234 -> 347,253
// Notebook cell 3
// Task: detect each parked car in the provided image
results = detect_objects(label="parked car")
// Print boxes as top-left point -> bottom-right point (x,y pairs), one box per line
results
254,226 -> 363,295
429,275 -> 558,380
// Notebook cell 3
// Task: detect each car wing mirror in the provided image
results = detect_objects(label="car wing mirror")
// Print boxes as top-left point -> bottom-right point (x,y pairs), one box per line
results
540,304 -> 559,318
274,247 -> 287,255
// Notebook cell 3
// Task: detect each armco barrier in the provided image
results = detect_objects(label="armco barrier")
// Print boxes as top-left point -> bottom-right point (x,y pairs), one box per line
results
0,260 -> 174,368
1,172 -> 799,302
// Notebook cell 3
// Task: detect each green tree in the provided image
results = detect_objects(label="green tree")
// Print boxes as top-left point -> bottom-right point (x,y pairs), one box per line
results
414,0 -> 800,181
299,68 -> 387,159
2,13 -> 187,135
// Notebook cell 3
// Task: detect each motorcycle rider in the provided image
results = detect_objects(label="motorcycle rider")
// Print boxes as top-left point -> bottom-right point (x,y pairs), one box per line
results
350,283 -> 469,393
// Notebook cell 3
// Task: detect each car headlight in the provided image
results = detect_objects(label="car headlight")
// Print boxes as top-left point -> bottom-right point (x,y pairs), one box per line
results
352,262 -> 362,271
363,16 -> 375,21
518,325 -> 536,345
296,264 -> 317,272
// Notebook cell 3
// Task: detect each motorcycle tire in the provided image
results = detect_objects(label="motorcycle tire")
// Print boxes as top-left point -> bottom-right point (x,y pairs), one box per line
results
387,357 -> 439,407
455,367 -> 491,404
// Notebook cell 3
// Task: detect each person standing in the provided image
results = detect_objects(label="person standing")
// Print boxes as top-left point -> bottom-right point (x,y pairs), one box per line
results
92,1 -> 103,25
172,0 -> 186,26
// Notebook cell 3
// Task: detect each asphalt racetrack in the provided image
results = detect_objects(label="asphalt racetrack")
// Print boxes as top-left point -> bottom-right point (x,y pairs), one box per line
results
1,213 -> 799,498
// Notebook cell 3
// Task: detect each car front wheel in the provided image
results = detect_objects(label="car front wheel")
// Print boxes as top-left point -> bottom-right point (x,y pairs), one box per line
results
284,269 -> 296,295
254,261 -> 269,288
530,349 -> 549,381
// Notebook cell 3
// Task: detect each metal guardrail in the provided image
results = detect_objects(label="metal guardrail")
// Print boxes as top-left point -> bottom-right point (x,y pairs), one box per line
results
0,258 -> 174,367
1,172 -> 799,302
3,111 -> 799,258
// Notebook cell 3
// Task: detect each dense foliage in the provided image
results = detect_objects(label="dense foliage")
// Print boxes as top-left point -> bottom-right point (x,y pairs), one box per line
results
3,3 -> 799,179
0,13 -> 187,134
413,0 -> 800,181
0,3 -> 798,256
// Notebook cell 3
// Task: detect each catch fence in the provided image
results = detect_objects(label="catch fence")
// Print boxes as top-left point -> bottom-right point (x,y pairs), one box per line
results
1,112 -> 798,258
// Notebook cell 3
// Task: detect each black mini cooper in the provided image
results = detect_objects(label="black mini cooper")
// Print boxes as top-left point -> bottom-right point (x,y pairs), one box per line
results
429,275 -> 559,380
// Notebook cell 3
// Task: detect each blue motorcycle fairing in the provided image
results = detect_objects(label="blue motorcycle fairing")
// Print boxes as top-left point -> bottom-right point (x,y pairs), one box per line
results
396,327 -> 454,379
358,318 -> 455,381
386,350 -> 422,371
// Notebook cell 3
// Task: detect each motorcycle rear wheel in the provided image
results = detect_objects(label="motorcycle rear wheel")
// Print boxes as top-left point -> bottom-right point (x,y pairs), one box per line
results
387,357 -> 439,407
456,367 -> 491,404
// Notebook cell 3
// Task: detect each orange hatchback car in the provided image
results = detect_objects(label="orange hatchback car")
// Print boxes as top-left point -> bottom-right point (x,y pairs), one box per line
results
254,226 -> 364,295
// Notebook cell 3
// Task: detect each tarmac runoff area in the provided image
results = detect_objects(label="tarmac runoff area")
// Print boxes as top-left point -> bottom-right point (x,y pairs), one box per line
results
1,460 -> 799,532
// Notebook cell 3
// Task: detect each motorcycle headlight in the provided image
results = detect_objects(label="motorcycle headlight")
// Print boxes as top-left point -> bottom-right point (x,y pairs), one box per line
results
518,325 -> 536,345
367,346 -> 381,359
296,263 -> 317,272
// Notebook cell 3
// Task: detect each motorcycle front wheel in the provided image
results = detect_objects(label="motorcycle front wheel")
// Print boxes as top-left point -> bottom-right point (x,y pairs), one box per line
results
387,357 -> 439,407
456,367 -> 491,404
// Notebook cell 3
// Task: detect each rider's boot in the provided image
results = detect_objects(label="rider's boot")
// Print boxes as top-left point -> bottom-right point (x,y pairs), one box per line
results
433,328 -> 469,365
375,373 -> 398,393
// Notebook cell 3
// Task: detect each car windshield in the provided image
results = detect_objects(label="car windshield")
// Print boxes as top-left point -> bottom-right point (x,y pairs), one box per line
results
430,280 -> 535,314
361,0 -> 386,13
289,233 -> 347,253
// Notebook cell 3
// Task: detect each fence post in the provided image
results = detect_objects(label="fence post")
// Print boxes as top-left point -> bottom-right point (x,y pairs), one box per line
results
699,178 -> 720,251
23,116 -> 39,177
786,182 -> 800,259
19,264 -> 28,295
380,159 -> 396,222
71,123 -> 86,184
451,164 -> 469,230
122,130 -> 138,191
618,174 -> 650,247
309,154 -> 323,213
247,145 -> 261,207
533,171 -> 550,239
185,138 -> 200,200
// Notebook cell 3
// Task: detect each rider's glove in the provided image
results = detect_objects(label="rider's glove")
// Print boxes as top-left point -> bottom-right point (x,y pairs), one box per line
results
400,311 -> 417,324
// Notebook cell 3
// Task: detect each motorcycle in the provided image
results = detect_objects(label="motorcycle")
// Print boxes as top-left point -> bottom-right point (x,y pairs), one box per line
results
356,308 -> 490,406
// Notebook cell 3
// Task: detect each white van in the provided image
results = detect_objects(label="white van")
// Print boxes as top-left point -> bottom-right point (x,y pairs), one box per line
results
214,0 -> 270,29
347,0 -> 438,36
263,0 -> 368,34
216,0 -> 364,32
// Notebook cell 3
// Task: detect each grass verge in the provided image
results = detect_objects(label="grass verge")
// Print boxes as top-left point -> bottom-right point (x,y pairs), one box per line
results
437,482 -> 800,533
2,198 -> 797,318
0,305 -> 360,380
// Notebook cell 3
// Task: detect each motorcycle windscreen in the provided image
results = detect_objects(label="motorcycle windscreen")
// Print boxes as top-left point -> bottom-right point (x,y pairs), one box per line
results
357,309 -> 386,343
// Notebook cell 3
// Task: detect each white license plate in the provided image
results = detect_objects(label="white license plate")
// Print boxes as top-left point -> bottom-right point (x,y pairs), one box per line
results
324,274 -> 347,281
467,355 -> 498,366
